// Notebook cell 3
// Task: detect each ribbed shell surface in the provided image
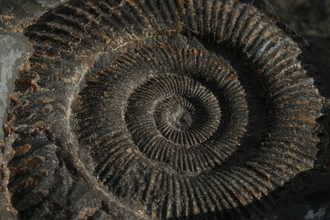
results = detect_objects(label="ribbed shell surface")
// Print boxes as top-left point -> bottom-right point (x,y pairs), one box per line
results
2,0 -> 326,220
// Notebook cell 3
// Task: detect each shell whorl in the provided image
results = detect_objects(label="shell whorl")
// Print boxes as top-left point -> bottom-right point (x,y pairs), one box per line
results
4,0 -> 325,219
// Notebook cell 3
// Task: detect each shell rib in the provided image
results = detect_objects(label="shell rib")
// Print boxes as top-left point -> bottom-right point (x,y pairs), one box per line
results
2,0 -> 326,219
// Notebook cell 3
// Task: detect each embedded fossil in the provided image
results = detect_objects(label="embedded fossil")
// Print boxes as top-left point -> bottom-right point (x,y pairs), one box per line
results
0,0 -> 328,219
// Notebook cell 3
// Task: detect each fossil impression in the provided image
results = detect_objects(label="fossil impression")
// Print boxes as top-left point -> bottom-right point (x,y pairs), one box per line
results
0,0 -> 328,219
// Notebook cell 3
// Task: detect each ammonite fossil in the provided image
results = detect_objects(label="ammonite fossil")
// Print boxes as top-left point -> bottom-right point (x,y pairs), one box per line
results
1,0 -> 329,219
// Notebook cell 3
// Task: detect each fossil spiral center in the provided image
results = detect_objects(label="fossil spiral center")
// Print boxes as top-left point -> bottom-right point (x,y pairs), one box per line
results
168,102 -> 193,130
126,75 -> 221,147
76,39 -> 253,174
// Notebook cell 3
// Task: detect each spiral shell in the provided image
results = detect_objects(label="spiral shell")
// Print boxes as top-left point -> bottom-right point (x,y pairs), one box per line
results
2,0 -> 327,219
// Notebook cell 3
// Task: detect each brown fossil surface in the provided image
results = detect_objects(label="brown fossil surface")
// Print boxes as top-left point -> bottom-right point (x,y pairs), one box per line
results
0,0 -> 329,219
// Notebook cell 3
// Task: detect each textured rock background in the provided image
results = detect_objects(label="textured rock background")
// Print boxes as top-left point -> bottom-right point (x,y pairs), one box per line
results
0,0 -> 329,219
265,1 -> 330,219
270,0 -> 330,65
0,0 -> 65,140
251,2 -> 330,219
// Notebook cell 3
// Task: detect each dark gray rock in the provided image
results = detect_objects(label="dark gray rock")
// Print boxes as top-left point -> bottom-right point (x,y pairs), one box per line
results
0,31 -> 33,140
